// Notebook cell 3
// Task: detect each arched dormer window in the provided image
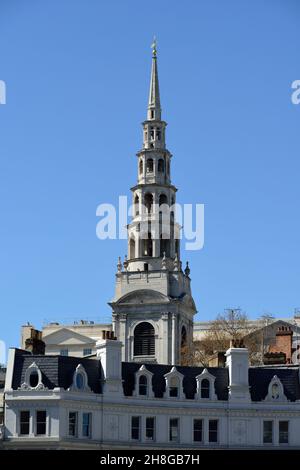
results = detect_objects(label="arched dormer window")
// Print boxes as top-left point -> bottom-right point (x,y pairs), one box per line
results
164,367 -> 184,399
139,375 -> 147,395
134,322 -> 155,357
68,364 -> 91,393
134,365 -> 154,398
201,379 -> 210,399
21,362 -> 45,390
265,375 -> 287,402
196,369 -> 217,400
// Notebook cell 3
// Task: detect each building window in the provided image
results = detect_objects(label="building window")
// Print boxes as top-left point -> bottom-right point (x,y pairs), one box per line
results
169,377 -> 179,398
82,413 -> 92,438
146,158 -> 154,173
20,411 -> 30,435
139,159 -> 143,174
36,410 -> 46,435
83,348 -> 92,356
157,128 -> 161,140
60,349 -> 68,356
169,418 -> 179,442
263,420 -> 273,444
208,420 -> 218,443
134,322 -> 155,356
131,416 -> 141,440
279,421 -> 289,444
129,237 -> 136,259
29,370 -> 39,388
139,375 -> 148,396
69,412 -> 78,437
145,417 -> 155,441
193,419 -> 203,442
75,372 -> 84,390
144,193 -> 153,213
201,379 -> 210,399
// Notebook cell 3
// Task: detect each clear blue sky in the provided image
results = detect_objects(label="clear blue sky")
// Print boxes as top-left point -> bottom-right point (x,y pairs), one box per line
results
1,0 -> 300,352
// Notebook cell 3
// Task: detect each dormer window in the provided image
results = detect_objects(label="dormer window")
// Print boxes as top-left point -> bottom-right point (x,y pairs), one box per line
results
169,377 -> 179,397
139,376 -> 147,396
134,365 -> 154,398
200,379 -> 210,399
164,367 -> 184,399
21,362 -> 45,390
265,375 -> 287,402
29,370 -> 39,388
76,372 -> 84,390
196,369 -> 217,400
69,364 -> 91,393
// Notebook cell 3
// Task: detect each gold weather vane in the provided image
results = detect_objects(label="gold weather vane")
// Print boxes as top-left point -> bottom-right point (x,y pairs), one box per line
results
151,36 -> 157,57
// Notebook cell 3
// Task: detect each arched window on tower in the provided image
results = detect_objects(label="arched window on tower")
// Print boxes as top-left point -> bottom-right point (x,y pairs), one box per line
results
134,194 -> 139,216
167,160 -> 170,177
160,234 -> 170,258
144,193 -> 153,213
180,325 -> 188,365
146,158 -> 154,173
158,158 -> 165,172
142,232 -> 153,257
129,237 -> 135,259
134,322 -> 155,357
159,193 -> 168,206
139,159 -> 143,174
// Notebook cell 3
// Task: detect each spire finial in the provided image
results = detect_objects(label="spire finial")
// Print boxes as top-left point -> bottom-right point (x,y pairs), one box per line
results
151,36 -> 157,58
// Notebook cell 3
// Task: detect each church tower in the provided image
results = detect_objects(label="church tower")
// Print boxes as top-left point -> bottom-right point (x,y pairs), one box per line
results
109,42 -> 197,365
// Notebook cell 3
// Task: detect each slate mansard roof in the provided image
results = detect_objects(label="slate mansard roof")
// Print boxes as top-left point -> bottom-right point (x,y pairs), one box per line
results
122,363 -> 229,400
10,349 -> 300,402
11,349 -> 102,394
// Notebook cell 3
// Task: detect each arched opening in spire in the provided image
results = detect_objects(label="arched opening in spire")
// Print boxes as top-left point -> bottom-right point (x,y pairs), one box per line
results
139,159 -> 143,174
144,193 -> 153,213
134,322 -> 155,356
129,237 -> 135,259
160,234 -> 170,258
180,325 -> 189,365
159,193 -> 168,206
142,232 -> 153,257
158,158 -> 165,173
134,194 -> 139,216
146,158 -> 154,173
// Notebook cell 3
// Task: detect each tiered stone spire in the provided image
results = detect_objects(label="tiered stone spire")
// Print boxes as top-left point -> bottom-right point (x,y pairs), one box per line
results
125,40 -> 180,272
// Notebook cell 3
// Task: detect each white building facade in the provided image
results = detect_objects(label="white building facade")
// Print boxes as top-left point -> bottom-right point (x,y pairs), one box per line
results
3,45 -> 300,450
3,340 -> 300,449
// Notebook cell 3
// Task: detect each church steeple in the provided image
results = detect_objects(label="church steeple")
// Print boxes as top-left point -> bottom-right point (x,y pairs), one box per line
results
147,38 -> 161,121
110,44 -> 197,366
